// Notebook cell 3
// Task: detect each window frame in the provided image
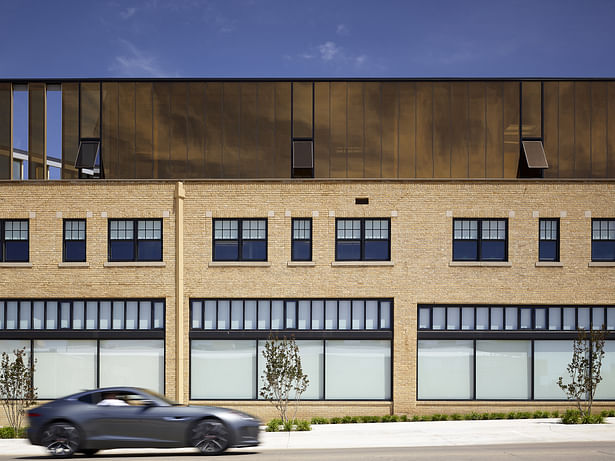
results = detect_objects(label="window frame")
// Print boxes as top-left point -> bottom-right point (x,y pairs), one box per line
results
452,218 -> 508,262
0,219 -> 29,263
212,218 -> 268,262
591,218 -> 615,262
107,219 -> 163,262
538,218 -> 559,262
291,218 -> 312,261
63,219 -> 87,262
335,218 -> 391,262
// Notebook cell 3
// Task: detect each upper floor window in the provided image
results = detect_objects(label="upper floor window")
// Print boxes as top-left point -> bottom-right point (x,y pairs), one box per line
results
108,219 -> 162,262
592,219 -> 615,262
453,218 -> 507,261
63,219 -> 86,262
292,218 -> 312,261
0,220 -> 28,262
335,218 -> 390,261
539,218 -> 559,262
213,219 -> 267,261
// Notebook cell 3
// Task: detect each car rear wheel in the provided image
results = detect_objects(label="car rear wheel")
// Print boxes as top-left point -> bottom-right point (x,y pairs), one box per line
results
40,421 -> 80,458
192,418 -> 230,455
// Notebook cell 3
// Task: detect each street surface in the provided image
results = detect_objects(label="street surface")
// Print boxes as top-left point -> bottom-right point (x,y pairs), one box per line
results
2,442 -> 615,460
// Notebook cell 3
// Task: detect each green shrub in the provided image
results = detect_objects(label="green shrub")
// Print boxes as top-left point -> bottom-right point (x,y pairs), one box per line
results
581,414 -> 604,424
310,417 -> 329,425
330,417 -> 342,424
359,415 -> 378,423
551,411 -> 560,418
609,410 -> 615,417
399,414 -> 408,422
266,419 -> 282,432
381,414 -> 397,422
480,413 -> 490,420
431,414 -> 447,421
532,410 -> 549,418
420,415 -> 431,421
283,420 -> 293,431
341,416 -> 353,424
506,412 -> 517,419
516,412 -> 532,419
450,413 -> 462,421
295,420 -> 311,431
411,415 -> 420,422
489,413 -> 505,420
561,409 -> 580,424
0,427 -> 27,438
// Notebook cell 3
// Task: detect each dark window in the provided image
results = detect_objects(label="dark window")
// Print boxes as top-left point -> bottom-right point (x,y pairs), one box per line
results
453,219 -> 507,261
336,218 -> 390,261
539,218 -> 559,262
292,218 -> 312,261
63,219 -> 86,262
292,140 -> 314,178
75,140 -> 100,169
108,219 -> 162,262
213,219 -> 267,261
0,220 -> 29,262
592,219 -> 615,262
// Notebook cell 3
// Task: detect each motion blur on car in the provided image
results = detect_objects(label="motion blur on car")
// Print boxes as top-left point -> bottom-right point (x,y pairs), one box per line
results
27,386 -> 260,457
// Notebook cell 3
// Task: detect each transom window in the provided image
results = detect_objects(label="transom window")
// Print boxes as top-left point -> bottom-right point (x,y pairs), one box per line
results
213,219 -> 267,261
336,218 -> 390,261
0,220 -> 28,262
63,219 -> 86,262
453,218 -> 507,261
292,218 -> 312,261
108,219 -> 162,262
190,298 -> 392,331
539,218 -> 559,262
592,219 -> 615,262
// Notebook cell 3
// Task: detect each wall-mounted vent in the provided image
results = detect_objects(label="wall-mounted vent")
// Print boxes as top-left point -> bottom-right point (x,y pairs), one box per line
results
355,197 -> 369,205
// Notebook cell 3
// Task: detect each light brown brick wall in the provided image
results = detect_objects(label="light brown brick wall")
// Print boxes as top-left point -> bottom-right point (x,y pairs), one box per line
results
1,179 -> 614,421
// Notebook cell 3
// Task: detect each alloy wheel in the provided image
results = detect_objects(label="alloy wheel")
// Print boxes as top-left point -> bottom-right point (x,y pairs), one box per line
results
41,422 -> 80,458
192,419 -> 230,455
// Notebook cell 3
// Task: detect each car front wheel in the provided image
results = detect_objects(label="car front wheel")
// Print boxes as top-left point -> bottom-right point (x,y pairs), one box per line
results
192,418 -> 230,455
40,421 -> 80,458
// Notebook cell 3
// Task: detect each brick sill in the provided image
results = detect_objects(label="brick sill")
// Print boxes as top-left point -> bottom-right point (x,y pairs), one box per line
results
208,261 -> 271,267
0,262 -> 32,268
449,261 -> 512,267
58,262 -> 90,268
287,261 -> 316,267
104,261 -> 166,267
535,262 -> 563,267
331,261 -> 394,267
588,261 -> 615,267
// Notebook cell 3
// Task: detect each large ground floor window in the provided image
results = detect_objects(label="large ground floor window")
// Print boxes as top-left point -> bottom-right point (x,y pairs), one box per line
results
191,339 -> 391,400
418,339 -> 615,400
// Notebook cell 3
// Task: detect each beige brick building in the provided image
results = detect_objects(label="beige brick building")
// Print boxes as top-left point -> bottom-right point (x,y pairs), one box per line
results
0,79 -> 614,421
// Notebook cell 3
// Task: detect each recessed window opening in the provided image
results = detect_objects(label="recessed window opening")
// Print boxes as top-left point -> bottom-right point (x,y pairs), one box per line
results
292,140 -> 314,178
12,85 -> 28,180
46,85 -> 62,180
539,218 -> 559,262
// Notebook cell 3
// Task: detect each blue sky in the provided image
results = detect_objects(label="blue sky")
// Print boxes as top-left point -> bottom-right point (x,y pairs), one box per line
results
1,0 -> 614,78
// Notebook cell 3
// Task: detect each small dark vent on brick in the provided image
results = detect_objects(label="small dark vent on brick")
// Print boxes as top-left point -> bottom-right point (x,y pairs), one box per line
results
355,197 -> 369,205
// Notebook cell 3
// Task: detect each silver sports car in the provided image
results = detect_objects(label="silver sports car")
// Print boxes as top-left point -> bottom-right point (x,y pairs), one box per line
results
27,387 -> 261,457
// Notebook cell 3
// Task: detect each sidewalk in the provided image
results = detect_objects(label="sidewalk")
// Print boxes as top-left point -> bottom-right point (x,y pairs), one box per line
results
2,418 -> 614,456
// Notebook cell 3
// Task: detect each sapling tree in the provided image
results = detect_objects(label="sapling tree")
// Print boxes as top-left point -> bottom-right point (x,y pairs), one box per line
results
259,335 -> 309,425
557,327 -> 607,422
0,348 -> 37,437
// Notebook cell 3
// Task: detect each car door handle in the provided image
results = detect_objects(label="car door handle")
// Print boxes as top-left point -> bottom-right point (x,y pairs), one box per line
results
163,416 -> 190,421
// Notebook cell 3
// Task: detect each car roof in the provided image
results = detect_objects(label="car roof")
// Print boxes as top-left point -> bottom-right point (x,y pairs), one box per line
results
63,386 -> 147,400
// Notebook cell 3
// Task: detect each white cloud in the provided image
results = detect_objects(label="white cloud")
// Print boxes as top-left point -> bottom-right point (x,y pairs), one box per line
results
120,7 -> 137,19
336,24 -> 349,36
319,41 -> 340,61
109,39 -> 173,77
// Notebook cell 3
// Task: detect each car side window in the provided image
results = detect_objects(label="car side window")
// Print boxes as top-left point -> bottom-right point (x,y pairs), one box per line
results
77,393 -> 98,405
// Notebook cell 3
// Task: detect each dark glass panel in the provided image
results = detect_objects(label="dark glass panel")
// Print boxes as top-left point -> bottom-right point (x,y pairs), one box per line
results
102,82 -> 119,178
398,82 -> 415,178
609,82 -> 615,177
415,82 -> 433,178
292,241 -> 311,261
330,82 -> 347,177
503,82 -> 520,178
5,241 -> 28,262
75,141 -> 99,168
242,241 -> 266,261
592,241 -> 615,261
153,82 -> 171,179
0,83 -> 10,179
293,82 -> 313,139
347,81 -> 364,178
543,82 -> 559,178
450,82 -> 469,178
214,242 -> 238,261
222,82 -> 240,178
558,82 -> 574,177
381,82 -> 398,178
257,83 -> 276,178
365,240 -> 389,261
336,241 -> 360,260
521,81 -> 541,138
539,241 -> 557,262
313,82 -> 330,178
453,240 -> 477,261
137,241 -> 162,261
204,82 -> 222,178
468,82 -> 486,178
275,82 -> 291,178
109,241 -> 134,261
64,241 -> 86,262
574,82 -> 591,177
433,83 -> 451,178
590,82 -> 607,178
28,83 -> 46,179
118,83 -> 136,178
80,82 -> 100,139
135,82 -> 153,178
187,82 -> 206,179
364,82 -> 381,177
170,82 -> 188,178
485,82 -> 503,178
240,83 -> 259,177
480,240 -> 506,261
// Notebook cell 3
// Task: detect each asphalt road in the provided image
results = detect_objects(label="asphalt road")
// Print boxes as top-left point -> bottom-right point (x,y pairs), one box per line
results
3,442 -> 615,461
